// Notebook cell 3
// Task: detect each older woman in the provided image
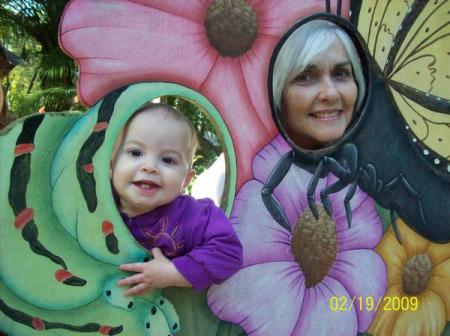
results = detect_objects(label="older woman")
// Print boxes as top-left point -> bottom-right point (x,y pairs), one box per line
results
272,19 -> 366,150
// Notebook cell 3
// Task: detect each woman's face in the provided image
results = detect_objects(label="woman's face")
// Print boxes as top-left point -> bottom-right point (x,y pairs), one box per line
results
281,40 -> 357,150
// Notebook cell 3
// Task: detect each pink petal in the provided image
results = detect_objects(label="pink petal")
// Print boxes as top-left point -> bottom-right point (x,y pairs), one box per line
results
231,180 -> 293,266
238,34 -> 279,136
329,249 -> 387,332
253,0 -> 351,37
208,261 -> 305,336
60,0 -> 216,105
292,276 -> 358,336
199,56 -> 273,187
128,0 -> 206,23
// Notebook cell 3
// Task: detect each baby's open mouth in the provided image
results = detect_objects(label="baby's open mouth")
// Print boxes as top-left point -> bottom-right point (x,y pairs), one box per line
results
133,181 -> 160,190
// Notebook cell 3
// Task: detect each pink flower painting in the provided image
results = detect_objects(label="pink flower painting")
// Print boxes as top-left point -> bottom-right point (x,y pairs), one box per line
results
59,0 -> 350,187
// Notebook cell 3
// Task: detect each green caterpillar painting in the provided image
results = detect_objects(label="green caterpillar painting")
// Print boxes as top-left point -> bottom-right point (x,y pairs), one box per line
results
0,83 -> 223,335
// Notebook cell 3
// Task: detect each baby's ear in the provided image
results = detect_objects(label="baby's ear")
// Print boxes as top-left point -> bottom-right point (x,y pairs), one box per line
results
183,169 -> 195,189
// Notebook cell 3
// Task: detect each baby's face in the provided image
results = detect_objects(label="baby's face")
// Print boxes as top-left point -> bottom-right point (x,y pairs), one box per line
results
112,110 -> 194,217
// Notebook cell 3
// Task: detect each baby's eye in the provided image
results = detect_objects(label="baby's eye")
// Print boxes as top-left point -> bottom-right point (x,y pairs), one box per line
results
128,149 -> 142,157
162,157 -> 177,165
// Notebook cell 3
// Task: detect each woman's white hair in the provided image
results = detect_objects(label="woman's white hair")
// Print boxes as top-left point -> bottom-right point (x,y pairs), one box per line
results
273,19 -> 365,113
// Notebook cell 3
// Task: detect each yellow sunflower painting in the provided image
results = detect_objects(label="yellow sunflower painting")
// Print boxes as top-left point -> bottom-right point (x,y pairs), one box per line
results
369,219 -> 449,336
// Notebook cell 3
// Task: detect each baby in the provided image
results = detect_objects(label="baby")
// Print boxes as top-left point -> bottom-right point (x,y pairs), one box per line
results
111,102 -> 243,296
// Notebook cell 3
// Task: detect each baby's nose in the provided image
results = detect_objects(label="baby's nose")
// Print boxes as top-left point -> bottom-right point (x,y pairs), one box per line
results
141,159 -> 159,173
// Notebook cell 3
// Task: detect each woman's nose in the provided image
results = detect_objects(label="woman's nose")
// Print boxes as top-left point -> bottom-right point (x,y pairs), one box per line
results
317,77 -> 339,102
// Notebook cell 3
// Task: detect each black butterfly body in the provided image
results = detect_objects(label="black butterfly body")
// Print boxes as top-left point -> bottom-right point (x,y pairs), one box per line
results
263,11 -> 450,243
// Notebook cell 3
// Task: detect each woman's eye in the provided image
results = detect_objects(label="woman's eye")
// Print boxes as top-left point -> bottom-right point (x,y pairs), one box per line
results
128,149 -> 142,157
293,70 -> 317,85
334,68 -> 353,79
162,157 -> 176,165
295,72 -> 313,82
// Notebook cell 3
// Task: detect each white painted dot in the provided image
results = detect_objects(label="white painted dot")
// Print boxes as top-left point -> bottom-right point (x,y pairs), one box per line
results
399,25 -> 403,30
434,158 -> 440,164
413,138 -> 417,142
426,93 -> 430,96
437,97 -> 441,100
408,8 -> 412,13
423,149 -> 429,155
405,125 -> 410,129
447,165 -> 450,173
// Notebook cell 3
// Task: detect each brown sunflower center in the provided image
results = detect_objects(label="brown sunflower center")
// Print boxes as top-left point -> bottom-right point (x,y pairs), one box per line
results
402,253 -> 432,295
204,0 -> 258,57
291,206 -> 338,288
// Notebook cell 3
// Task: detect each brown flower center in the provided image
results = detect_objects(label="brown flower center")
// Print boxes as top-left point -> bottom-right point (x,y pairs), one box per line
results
291,206 -> 338,288
402,253 -> 432,295
204,0 -> 258,57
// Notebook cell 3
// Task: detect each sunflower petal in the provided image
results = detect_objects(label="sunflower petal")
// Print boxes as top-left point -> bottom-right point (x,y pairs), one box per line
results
368,284 -> 402,336
427,259 -> 450,320
376,231 -> 407,287
395,219 -> 430,259
426,241 -> 450,266
392,290 -> 446,336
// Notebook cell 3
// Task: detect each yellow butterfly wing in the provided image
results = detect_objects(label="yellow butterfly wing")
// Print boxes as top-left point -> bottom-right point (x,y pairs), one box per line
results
353,0 -> 450,168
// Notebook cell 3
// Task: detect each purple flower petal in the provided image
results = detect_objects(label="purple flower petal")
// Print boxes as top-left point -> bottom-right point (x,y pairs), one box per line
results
252,135 -> 291,183
336,196 -> 384,251
329,249 -> 387,332
208,261 -> 305,336
231,180 -> 293,266
292,277 -> 358,336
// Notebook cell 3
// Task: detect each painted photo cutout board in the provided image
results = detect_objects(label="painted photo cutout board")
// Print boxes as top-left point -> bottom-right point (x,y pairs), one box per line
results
1,0 -> 449,335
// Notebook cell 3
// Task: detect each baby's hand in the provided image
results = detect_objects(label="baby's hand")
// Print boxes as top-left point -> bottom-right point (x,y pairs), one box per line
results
118,248 -> 189,296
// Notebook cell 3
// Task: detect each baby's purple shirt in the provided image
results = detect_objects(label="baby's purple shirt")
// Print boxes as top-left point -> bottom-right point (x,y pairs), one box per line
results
120,195 -> 243,291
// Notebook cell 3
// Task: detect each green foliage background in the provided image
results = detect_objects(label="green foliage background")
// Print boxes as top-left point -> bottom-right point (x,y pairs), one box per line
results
1,1 -> 222,178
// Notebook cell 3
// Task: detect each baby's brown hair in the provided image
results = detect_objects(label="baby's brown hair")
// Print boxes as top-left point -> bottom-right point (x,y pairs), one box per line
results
124,102 -> 199,166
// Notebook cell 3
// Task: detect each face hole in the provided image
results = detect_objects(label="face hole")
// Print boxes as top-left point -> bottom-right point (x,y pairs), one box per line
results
111,95 -> 233,214
271,18 -> 367,152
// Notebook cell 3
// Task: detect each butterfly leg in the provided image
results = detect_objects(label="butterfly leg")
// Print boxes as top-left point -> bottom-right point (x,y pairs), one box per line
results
309,143 -> 358,220
261,151 -> 294,232
384,173 -> 427,236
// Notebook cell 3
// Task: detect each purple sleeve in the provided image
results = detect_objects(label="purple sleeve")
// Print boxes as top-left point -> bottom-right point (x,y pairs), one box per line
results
172,200 -> 243,291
